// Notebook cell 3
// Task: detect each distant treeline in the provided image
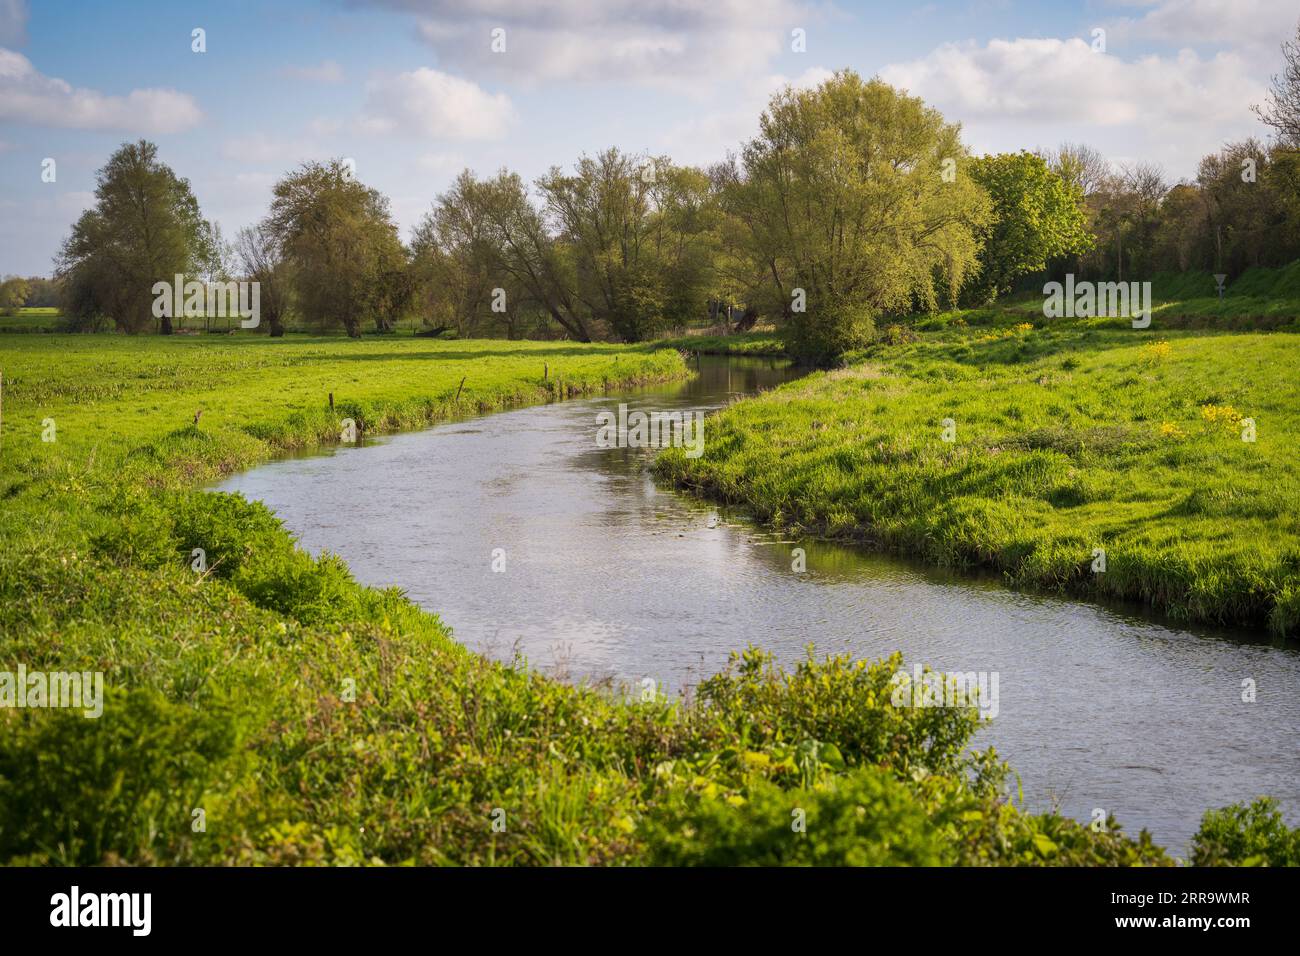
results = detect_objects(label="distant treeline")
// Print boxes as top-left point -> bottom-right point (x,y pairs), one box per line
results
27,21 -> 1300,362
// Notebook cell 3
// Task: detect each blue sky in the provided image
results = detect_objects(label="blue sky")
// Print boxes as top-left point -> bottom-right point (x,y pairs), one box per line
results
1,0 -> 1294,277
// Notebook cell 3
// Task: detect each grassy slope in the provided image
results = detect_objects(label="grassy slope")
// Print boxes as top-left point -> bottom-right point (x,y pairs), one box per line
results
658,313 -> 1300,634
0,333 -> 1287,865
655,330 -> 787,356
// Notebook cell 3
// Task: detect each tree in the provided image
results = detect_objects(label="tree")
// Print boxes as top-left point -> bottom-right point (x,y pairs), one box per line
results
266,159 -> 407,337
19,276 -> 60,308
726,70 -> 990,363
411,170 -> 535,338
234,223 -> 292,337
530,150 -> 719,342
1046,142 -> 1109,198
1254,18 -> 1300,146
0,276 -> 30,315
965,152 -> 1093,301
55,140 -> 213,333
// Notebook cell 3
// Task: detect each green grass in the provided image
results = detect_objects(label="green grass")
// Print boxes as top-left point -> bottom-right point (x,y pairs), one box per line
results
0,332 -> 1292,865
0,307 -> 63,334
658,313 -> 1300,635
655,330 -> 787,356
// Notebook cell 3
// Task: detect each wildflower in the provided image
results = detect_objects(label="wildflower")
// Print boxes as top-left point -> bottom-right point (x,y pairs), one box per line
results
1141,341 -> 1172,364
1200,404 -> 1241,428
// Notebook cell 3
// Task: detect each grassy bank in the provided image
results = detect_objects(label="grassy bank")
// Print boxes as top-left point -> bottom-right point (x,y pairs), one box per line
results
656,330 -> 787,356
0,333 -> 1293,865
657,313 -> 1300,635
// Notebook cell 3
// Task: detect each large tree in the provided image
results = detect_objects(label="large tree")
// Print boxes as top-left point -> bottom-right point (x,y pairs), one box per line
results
417,169 -> 600,342
723,70 -> 990,364
266,159 -> 407,337
411,170 -> 536,339
965,151 -> 1093,302
56,140 -> 214,333
536,149 -> 718,342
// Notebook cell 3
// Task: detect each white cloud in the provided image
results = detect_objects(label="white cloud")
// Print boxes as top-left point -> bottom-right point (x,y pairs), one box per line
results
1107,0 -> 1297,56
359,68 -> 515,139
0,0 -> 27,46
659,67 -> 835,164
352,0 -> 817,91
879,37 -> 1268,176
0,47 -> 201,133
284,59 -> 345,83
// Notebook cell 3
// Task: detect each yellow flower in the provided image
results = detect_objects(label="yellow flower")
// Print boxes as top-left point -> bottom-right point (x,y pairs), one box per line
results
1200,404 -> 1241,428
1141,341 -> 1172,364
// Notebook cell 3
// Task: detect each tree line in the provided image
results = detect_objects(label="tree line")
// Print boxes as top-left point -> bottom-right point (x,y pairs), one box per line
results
35,22 -> 1300,362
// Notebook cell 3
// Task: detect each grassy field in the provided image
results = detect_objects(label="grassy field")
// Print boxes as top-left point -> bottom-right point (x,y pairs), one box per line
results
0,307 -> 62,334
658,311 -> 1300,636
0,332 -> 1294,865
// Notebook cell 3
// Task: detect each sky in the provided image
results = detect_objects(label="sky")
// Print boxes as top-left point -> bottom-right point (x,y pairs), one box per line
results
0,0 -> 1295,277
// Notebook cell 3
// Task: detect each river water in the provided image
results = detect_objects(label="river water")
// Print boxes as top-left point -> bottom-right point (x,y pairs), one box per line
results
217,355 -> 1300,854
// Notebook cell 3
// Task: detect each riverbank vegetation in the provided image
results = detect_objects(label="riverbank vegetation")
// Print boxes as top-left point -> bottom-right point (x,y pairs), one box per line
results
3,333 -> 1294,865
657,310 -> 1300,635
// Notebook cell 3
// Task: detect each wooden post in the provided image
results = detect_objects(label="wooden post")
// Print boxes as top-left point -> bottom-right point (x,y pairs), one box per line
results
329,392 -> 334,412
455,376 -> 466,402
544,362 -> 548,380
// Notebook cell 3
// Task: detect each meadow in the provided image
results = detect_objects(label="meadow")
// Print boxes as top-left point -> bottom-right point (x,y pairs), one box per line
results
657,305 -> 1300,636
0,331 -> 1295,865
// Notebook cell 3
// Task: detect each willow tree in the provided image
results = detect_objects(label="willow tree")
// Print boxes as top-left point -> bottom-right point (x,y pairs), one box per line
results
267,159 -> 406,337
410,170 -> 539,339
537,149 -> 717,342
724,70 -> 989,364
56,140 -> 214,333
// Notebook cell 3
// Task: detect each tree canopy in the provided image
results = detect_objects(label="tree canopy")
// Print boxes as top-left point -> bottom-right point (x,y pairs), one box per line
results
722,70 -> 990,362
56,140 -> 214,333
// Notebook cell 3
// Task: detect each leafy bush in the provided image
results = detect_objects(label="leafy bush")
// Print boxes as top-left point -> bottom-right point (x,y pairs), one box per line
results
646,766 -> 949,865
1192,798 -> 1300,866
787,300 -> 875,366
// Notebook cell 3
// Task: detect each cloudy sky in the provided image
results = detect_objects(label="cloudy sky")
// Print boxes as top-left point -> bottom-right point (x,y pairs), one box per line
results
1,0 -> 1295,277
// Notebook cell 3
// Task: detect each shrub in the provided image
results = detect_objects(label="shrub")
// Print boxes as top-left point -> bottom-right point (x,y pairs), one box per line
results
787,300 -> 876,366
1192,798 -> 1300,866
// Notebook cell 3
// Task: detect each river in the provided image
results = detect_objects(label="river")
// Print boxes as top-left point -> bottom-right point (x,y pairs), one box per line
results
216,354 -> 1300,854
